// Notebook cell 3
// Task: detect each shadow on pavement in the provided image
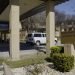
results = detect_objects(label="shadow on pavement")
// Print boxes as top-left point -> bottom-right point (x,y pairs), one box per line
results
0,42 -> 46,52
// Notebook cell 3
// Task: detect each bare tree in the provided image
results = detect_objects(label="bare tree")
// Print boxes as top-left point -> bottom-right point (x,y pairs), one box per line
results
21,10 -> 75,32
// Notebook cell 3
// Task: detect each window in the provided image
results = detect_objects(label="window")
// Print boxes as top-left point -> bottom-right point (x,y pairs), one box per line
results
42,34 -> 46,37
34,34 -> 41,37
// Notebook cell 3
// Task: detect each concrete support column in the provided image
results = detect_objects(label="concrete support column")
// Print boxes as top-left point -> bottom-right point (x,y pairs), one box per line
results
46,0 -> 55,52
9,0 -> 20,60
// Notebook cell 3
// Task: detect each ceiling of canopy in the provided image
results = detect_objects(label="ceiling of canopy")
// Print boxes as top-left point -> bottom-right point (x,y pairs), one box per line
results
0,0 -> 69,21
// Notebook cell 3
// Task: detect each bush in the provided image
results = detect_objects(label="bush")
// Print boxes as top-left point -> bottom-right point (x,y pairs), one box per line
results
50,46 -> 64,57
50,46 -> 61,57
53,53 -> 74,72
58,46 -> 64,53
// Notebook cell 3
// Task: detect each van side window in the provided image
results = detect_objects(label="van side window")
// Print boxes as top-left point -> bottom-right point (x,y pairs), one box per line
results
45,34 -> 46,37
42,34 -> 44,37
34,34 -> 41,37
42,34 -> 46,37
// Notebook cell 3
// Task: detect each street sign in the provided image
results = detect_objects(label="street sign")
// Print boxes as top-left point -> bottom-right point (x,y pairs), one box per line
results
61,31 -> 75,44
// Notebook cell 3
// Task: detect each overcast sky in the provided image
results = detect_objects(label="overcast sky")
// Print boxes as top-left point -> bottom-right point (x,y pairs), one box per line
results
55,0 -> 75,15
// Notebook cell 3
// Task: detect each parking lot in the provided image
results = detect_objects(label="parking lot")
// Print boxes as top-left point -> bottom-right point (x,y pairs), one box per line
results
0,42 -> 46,52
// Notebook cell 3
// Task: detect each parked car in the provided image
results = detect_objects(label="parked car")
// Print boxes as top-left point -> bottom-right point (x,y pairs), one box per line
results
26,32 -> 57,46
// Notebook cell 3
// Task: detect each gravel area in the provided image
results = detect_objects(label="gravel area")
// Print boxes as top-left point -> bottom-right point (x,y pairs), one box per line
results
1,63 -> 75,75
24,63 -> 75,75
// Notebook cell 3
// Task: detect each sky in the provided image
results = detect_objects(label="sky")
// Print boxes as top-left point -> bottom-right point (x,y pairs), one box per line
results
55,0 -> 75,15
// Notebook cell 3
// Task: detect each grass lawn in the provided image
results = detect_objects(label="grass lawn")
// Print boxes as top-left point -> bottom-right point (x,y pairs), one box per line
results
0,53 -> 49,68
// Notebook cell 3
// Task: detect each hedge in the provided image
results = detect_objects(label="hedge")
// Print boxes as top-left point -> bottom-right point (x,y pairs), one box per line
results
50,46 -> 64,57
50,46 -> 60,56
58,46 -> 64,53
53,53 -> 74,72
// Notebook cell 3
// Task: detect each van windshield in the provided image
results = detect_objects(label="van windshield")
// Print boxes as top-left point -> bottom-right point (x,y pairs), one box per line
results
28,34 -> 32,37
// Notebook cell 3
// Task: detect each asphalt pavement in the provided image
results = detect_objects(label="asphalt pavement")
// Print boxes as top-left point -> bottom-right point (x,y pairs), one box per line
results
0,42 -> 46,52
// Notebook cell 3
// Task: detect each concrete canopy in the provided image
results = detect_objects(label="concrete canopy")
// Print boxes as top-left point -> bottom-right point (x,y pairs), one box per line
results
0,0 -> 69,21
0,0 -> 69,60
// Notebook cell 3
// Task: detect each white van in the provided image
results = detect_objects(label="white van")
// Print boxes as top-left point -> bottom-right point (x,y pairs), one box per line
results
26,32 -> 57,46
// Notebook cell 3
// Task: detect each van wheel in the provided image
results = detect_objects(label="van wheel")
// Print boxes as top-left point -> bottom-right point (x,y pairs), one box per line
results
36,41 -> 40,46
